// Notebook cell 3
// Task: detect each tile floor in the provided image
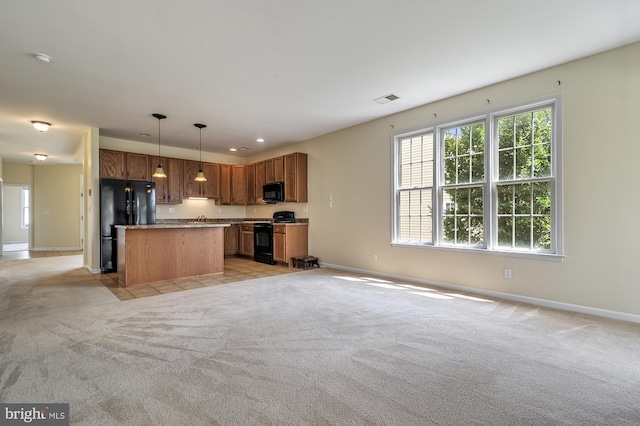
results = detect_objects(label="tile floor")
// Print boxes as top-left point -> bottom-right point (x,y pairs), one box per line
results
1,250 -> 303,301
98,257 -> 301,301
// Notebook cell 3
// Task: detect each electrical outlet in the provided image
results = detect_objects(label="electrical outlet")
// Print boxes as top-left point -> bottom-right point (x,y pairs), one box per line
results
168,208 -> 175,214
504,268 -> 512,279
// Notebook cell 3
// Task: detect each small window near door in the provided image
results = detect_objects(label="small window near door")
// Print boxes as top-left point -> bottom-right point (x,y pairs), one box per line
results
21,186 -> 29,229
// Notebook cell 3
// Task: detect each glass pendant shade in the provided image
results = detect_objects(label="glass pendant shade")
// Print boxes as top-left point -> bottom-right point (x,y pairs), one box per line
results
153,164 -> 167,178
194,123 -> 207,182
152,113 -> 167,178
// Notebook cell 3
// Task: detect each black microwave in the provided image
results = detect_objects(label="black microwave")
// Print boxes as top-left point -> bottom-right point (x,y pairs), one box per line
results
263,182 -> 285,203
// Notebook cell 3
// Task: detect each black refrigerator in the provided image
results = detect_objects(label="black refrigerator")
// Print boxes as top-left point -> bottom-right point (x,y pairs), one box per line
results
100,178 -> 156,273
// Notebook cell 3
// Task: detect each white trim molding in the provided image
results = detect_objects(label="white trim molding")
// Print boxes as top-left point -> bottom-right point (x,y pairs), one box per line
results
321,262 -> 640,325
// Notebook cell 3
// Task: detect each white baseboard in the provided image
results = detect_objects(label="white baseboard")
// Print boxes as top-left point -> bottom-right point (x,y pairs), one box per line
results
84,265 -> 101,274
31,247 -> 82,252
321,262 -> 640,325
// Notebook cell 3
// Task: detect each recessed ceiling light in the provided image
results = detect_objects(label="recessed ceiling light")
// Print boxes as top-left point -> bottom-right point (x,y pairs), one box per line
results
139,133 -> 151,137
34,53 -> 52,63
34,154 -> 48,161
256,138 -> 264,143
31,121 -> 51,132
229,148 -> 237,152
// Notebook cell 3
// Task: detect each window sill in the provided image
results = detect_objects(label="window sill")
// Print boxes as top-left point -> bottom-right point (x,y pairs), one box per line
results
390,242 -> 565,262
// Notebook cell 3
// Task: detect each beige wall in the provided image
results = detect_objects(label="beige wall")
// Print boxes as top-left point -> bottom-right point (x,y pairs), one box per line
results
33,165 -> 83,250
248,41 -> 639,318
1,163 -> 82,250
2,163 -> 34,185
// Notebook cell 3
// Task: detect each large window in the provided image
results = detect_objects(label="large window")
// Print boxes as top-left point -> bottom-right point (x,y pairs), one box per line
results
393,97 -> 561,257
21,186 -> 30,230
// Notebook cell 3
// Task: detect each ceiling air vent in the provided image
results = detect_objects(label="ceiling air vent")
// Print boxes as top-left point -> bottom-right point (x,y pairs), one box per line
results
373,93 -> 400,104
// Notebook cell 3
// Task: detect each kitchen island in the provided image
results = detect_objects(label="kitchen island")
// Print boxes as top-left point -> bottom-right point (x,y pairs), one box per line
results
115,223 -> 229,287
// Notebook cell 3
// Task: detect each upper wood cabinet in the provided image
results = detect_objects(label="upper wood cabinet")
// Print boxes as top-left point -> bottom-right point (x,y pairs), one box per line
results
246,163 -> 256,205
274,156 -> 284,183
264,158 -> 275,183
150,156 -> 182,204
126,153 -> 150,181
255,161 -> 266,204
99,149 -> 126,179
284,153 -> 308,202
99,148 -> 308,205
202,162 -> 220,199
183,160 -> 220,199
231,165 -> 247,205
183,160 -> 202,198
100,149 -> 151,181
219,164 -> 231,205
265,156 -> 284,184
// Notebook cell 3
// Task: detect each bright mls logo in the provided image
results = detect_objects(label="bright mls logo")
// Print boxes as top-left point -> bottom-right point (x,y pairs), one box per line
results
0,404 -> 69,426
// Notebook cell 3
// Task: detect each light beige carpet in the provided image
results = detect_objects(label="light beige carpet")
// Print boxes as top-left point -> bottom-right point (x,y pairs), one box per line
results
1,255 -> 639,425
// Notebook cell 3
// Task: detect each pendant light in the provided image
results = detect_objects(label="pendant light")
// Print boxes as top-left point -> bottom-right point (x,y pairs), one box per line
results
194,123 -> 207,182
152,113 -> 167,178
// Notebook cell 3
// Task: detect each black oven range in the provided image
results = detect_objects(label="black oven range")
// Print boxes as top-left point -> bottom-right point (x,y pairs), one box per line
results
253,211 -> 296,264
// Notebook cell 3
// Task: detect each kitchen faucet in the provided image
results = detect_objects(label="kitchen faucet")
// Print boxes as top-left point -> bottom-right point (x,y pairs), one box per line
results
197,215 -> 207,222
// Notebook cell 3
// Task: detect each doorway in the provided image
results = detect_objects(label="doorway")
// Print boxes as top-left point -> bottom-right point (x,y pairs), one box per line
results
2,184 -> 31,252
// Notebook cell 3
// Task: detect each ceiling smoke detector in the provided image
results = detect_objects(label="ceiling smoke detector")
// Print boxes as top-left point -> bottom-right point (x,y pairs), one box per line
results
373,93 -> 400,104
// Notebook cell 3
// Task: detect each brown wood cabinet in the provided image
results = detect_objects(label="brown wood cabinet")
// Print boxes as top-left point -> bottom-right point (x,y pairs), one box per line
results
224,224 -> 239,256
284,152 -> 308,202
274,156 -> 284,183
150,156 -> 183,204
202,162 -> 220,199
255,161 -> 266,204
273,224 -> 308,266
246,163 -> 256,205
99,149 -> 126,179
264,158 -> 275,183
183,160 -> 202,198
219,164 -> 231,205
126,153 -> 150,181
231,165 -> 247,205
99,148 -> 308,205
238,224 -> 254,257
183,160 -> 220,199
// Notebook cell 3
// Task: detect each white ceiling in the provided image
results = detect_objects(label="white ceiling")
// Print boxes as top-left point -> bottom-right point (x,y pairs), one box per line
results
1,1 -> 640,165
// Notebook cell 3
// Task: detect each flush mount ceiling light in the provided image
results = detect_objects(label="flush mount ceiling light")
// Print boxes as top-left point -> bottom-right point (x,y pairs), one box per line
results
194,123 -> 207,182
229,148 -> 237,152
373,93 -> 400,104
151,113 -> 167,178
31,121 -> 51,132
34,53 -> 52,63
34,154 -> 48,161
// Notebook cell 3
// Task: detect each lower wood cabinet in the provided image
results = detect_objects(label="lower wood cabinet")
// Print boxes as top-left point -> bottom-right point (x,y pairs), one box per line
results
273,224 -> 308,266
224,224 -> 239,256
238,224 -> 254,257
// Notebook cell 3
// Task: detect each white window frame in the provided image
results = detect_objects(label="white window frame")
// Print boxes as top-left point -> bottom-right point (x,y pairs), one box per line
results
21,186 -> 30,230
392,94 -> 563,261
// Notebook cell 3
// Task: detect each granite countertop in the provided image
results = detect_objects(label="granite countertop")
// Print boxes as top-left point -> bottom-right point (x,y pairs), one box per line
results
155,218 -> 309,225
115,223 -> 230,230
